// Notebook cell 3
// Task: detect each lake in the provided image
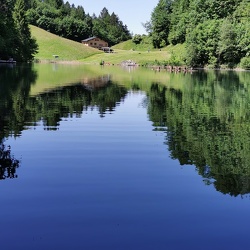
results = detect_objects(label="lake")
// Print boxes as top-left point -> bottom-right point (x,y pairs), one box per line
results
1,63 -> 250,250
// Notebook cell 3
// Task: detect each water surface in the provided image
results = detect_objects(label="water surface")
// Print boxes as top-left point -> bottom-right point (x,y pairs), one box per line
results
1,64 -> 250,250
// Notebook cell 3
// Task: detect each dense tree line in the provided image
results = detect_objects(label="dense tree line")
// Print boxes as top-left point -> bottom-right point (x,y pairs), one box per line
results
26,0 -> 132,46
148,0 -> 250,67
0,0 -> 131,61
0,0 -> 38,61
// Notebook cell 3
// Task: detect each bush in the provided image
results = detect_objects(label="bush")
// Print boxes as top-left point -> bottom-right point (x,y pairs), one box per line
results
167,51 -> 182,66
240,57 -> 250,70
132,34 -> 142,45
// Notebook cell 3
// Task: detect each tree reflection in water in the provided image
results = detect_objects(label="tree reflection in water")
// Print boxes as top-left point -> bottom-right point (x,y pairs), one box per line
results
0,64 -> 38,180
2,63 -> 250,197
0,141 -> 20,180
147,71 -> 250,197
0,64 -> 127,180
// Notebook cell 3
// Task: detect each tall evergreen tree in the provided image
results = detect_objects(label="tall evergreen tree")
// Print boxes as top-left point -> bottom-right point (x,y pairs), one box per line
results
0,0 -> 16,59
13,0 -> 38,61
92,7 -> 131,46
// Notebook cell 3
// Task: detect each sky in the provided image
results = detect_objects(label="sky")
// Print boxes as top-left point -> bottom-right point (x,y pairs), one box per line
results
66,0 -> 159,35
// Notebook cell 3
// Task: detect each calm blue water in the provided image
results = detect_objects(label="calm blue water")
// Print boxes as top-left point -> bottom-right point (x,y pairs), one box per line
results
1,64 -> 250,250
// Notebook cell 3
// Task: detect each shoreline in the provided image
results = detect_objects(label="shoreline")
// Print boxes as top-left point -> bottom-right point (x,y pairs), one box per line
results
33,59 -> 250,72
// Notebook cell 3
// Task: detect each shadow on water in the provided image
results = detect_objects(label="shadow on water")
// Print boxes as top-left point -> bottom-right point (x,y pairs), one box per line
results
146,70 -> 250,197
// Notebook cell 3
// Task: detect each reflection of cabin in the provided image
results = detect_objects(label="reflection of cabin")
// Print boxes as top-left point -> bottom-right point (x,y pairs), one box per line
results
80,75 -> 111,90
81,36 -> 108,49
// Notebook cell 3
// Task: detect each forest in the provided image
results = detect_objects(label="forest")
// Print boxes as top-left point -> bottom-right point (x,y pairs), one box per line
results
0,0 -> 38,61
146,0 -> 250,67
25,0 -> 132,46
0,0 -> 131,62
0,0 -> 249,67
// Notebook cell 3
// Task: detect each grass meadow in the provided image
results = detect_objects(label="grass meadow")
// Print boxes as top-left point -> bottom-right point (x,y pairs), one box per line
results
31,25 -> 185,65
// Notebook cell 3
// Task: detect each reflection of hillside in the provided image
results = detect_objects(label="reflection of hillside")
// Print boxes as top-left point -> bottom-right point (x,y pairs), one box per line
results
147,71 -> 250,197
0,65 -> 127,181
80,75 -> 111,90
0,67 -> 127,137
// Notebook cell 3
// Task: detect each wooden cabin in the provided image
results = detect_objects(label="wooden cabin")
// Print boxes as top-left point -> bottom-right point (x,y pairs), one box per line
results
81,37 -> 108,49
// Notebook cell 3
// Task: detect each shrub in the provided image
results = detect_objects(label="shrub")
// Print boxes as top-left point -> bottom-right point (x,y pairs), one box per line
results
240,57 -> 250,70
132,34 -> 142,45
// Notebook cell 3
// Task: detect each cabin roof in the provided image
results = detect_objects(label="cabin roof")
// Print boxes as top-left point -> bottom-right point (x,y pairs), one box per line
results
81,36 -> 97,42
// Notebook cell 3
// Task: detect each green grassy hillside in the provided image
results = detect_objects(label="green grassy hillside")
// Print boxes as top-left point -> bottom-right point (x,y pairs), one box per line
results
112,36 -> 154,51
31,25 -> 186,65
80,49 -> 170,65
80,44 -> 186,65
30,25 -> 102,61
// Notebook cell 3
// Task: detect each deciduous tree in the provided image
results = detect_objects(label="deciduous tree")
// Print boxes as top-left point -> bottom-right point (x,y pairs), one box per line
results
150,0 -> 173,48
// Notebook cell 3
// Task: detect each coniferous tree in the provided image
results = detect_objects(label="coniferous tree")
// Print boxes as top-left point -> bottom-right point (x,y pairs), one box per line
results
92,7 -> 131,46
0,0 -> 16,59
13,0 -> 38,61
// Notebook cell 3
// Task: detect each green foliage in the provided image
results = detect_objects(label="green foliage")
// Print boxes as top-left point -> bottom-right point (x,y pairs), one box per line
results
150,0 -> 173,48
70,5 -> 85,20
166,51 -> 182,66
26,1 -> 131,45
132,34 -> 143,45
218,18 -> 240,65
233,0 -> 250,22
240,57 -> 250,69
0,0 -> 37,61
142,21 -> 152,34
168,14 -> 187,45
56,16 -> 90,41
234,22 -> 250,58
43,0 -> 63,9
150,0 -> 249,67
185,19 -> 221,66
13,0 -> 38,61
92,8 -> 131,46
168,0 -> 189,44
0,0 -> 15,59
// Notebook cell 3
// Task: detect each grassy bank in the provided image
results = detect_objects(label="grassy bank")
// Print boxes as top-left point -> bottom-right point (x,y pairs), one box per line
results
80,49 -> 173,65
30,25 -> 102,61
31,25 -> 186,66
